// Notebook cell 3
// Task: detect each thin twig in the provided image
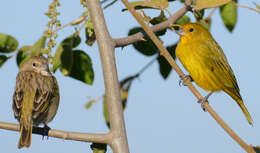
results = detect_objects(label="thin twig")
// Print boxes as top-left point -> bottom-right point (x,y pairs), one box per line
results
121,0 -> 255,153
231,1 -> 260,14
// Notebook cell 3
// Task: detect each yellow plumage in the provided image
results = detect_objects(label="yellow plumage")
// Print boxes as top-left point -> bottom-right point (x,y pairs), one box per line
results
175,23 -> 253,125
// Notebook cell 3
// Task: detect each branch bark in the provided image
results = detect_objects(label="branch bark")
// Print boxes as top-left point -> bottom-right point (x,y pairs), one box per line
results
86,0 -> 130,153
0,121 -> 111,143
121,0 -> 255,153
113,3 -> 189,47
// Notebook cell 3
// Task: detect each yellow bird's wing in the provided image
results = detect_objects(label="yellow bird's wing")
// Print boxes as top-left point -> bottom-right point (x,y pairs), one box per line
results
200,40 -> 241,98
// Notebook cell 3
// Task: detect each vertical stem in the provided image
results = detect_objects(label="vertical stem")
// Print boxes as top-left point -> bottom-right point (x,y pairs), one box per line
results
86,0 -> 130,153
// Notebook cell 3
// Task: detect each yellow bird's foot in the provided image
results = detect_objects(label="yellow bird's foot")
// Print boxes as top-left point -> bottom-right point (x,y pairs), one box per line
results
198,92 -> 213,111
179,75 -> 193,86
42,124 -> 51,140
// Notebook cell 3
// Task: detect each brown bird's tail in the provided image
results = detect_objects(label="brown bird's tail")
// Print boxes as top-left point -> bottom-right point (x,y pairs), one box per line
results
18,113 -> 33,148
224,89 -> 253,125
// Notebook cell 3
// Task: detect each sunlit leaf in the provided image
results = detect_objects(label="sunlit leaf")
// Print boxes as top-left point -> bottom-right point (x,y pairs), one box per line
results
30,36 -> 46,56
194,0 -> 231,10
0,55 -> 8,67
254,2 -> 260,10
220,0 -> 237,32
0,33 -> 18,53
69,50 -> 94,85
122,0 -> 169,11
128,27 -> 158,56
157,44 -> 176,79
175,15 -> 190,25
16,45 -> 32,67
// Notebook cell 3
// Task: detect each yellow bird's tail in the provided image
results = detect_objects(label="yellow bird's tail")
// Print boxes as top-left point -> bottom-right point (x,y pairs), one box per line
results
224,89 -> 253,125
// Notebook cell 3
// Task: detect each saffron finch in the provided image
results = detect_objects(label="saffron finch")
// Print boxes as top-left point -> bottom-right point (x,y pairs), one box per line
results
13,56 -> 60,148
175,23 -> 253,125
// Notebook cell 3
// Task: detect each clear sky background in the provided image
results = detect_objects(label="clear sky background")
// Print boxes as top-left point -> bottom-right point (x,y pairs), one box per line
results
1,0 -> 260,153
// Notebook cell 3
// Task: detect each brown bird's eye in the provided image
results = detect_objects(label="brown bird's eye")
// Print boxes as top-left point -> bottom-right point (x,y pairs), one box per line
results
189,28 -> 194,32
32,63 -> 37,67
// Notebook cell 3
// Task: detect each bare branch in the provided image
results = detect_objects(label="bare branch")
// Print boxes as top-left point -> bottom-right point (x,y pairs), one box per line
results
113,3 -> 190,47
86,0 -> 130,153
0,121 -> 111,144
121,0 -> 255,153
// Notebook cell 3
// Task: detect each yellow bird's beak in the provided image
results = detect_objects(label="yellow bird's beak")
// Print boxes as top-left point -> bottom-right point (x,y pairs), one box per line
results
171,24 -> 186,36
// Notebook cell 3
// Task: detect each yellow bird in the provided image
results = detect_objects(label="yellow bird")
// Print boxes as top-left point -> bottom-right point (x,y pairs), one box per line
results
174,23 -> 253,125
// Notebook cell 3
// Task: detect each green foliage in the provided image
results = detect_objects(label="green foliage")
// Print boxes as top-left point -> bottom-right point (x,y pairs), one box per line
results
90,143 -> 107,153
128,27 -> 158,56
69,50 -> 94,85
30,36 -> 46,56
175,15 -> 190,25
150,11 -> 167,36
16,46 -> 32,67
85,17 -> 96,46
220,0 -> 237,32
157,44 -> 177,79
0,55 -> 8,67
52,35 -> 81,73
0,33 -> 18,53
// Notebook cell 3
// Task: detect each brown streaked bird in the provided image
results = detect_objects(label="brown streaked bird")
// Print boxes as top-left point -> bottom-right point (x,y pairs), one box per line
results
13,56 -> 60,148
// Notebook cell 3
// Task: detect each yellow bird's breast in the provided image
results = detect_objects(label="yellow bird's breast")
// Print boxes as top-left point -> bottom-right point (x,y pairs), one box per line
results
176,41 -> 223,92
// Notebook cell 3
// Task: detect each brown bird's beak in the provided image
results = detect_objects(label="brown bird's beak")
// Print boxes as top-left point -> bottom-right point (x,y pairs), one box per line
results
40,64 -> 52,76
171,24 -> 186,36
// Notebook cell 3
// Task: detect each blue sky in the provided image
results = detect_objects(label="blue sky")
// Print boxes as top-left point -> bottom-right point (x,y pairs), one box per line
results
1,0 -> 260,153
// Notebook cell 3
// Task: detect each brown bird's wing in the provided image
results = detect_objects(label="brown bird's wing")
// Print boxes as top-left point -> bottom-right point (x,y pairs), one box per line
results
13,72 -> 59,125
31,75 -> 59,124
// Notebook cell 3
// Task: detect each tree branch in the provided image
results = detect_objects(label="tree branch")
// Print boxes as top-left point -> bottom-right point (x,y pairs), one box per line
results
113,3 -> 190,47
86,0 -> 130,153
0,121 -> 111,144
121,0 -> 255,153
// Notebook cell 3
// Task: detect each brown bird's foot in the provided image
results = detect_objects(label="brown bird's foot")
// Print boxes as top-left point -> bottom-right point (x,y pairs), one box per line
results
197,92 -> 213,111
42,124 -> 51,140
179,75 -> 193,86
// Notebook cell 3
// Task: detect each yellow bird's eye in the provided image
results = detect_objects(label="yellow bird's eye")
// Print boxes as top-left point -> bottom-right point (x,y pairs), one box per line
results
189,28 -> 194,32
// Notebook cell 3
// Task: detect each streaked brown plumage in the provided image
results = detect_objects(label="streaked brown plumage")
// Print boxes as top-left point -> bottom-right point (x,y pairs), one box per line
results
13,56 -> 59,148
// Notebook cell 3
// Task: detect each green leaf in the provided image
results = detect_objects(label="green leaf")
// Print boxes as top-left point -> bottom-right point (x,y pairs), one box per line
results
0,33 -> 18,53
194,0 -> 231,10
30,36 -> 46,56
157,44 -> 176,79
69,50 -> 94,85
16,45 -> 32,67
254,146 -> 260,153
0,55 -> 8,67
220,0 -> 237,32
128,27 -> 158,56
175,15 -> 190,25
53,35 -> 81,73
122,0 -> 169,11
90,143 -> 107,153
